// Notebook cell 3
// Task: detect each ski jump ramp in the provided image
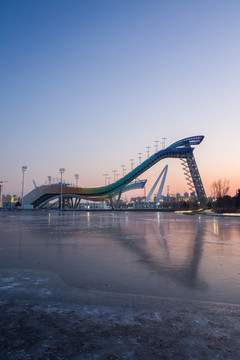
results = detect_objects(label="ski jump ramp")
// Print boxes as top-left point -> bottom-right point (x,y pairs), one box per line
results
23,135 -> 206,209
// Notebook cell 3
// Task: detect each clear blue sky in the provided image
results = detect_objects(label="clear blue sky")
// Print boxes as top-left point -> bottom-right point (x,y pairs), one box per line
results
1,0 -> 240,197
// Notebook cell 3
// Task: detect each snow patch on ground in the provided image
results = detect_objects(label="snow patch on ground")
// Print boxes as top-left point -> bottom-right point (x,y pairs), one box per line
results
1,271 -> 240,359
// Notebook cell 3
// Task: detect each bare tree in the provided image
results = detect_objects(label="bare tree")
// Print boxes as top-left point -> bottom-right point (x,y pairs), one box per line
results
211,179 -> 230,198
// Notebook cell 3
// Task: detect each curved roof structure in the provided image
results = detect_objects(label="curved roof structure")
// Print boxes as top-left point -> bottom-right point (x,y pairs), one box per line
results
23,135 -> 205,208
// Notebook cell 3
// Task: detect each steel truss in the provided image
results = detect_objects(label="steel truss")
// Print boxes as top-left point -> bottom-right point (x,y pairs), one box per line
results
181,152 -> 206,205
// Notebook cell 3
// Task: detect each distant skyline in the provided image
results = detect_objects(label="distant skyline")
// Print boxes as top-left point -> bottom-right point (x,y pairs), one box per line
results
1,0 -> 240,198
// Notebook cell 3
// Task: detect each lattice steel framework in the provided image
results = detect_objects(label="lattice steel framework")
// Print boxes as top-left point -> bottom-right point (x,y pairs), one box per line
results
181,153 -> 206,202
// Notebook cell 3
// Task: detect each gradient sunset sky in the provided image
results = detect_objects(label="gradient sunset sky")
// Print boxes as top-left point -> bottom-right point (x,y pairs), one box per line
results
1,0 -> 240,198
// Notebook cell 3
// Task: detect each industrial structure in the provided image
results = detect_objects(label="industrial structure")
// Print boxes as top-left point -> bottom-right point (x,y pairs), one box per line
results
22,135 -> 206,209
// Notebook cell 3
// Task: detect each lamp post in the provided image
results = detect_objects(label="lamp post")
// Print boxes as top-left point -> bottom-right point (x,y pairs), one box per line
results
74,174 -> 79,187
138,153 -> 142,165
59,168 -> 65,210
162,137 -> 167,149
146,146 -> 151,159
154,141 -> 159,153
112,170 -> 117,182
21,166 -> 28,209
103,174 -> 108,186
130,159 -> 134,170
121,165 -> 126,177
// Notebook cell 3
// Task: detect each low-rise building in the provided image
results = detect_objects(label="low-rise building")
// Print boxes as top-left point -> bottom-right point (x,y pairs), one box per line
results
2,195 -> 19,209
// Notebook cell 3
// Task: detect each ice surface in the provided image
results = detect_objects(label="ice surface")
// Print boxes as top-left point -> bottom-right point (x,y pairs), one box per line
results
1,211 -> 240,303
1,209 -> 240,359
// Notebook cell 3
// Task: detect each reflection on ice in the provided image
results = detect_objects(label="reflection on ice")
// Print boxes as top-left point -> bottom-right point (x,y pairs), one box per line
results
0,211 -> 240,304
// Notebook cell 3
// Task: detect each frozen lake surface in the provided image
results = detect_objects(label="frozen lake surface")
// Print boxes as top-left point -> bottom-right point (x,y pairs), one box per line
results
2,210 -> 240,359
1,210 -> 240,304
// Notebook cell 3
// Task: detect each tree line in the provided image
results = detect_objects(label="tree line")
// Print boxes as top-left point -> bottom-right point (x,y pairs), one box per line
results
209,179 -> 240,213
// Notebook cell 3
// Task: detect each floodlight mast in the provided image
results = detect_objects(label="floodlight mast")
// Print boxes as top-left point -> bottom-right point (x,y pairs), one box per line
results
74,174 -> 79,187
138,153 -> 142,165
103,174 -> 108,186
21,166 -> 28,209
162,137 -> 167,149
112,170 -> 117,182
130,159 -> 134,170
121,165 -> 126,177
59,168 -> 65,210
146,146 -> 151,159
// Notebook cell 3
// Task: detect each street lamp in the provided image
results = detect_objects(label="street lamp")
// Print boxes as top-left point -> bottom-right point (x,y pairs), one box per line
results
138,153 -> 142,165
21,166 -> 28,209
103,174 -> 108,186
59,168 -> 65,210
121,165 -> 126,177
112,170 -> 117,182
162,137 -> 167,149
130,159 -> 134,170
74,174 -> 79,187
146,146 -> 151,159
